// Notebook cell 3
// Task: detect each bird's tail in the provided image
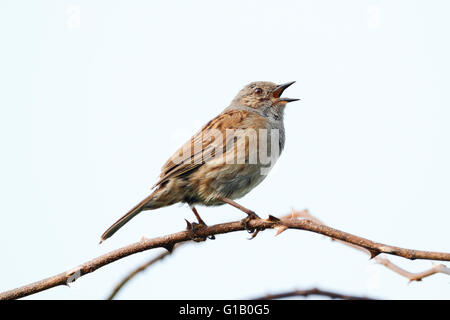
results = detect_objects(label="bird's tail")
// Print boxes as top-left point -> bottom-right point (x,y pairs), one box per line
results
100,191 -> 158,243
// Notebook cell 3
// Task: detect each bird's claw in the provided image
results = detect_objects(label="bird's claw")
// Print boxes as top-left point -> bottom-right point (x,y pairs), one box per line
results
185,219 -> 215,242
240,212 -> 261,239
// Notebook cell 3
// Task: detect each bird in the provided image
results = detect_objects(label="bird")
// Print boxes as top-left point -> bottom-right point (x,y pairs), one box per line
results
100,81 -> 299,243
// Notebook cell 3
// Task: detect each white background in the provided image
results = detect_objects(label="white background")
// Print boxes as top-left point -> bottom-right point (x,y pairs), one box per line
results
0,0 -> 449,299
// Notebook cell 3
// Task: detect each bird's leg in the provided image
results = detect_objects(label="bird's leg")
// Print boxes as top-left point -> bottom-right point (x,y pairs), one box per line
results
217,197 -> 261,238
188,206 -> 215,241
218,197 -> 260,219
191,206 -> 207,225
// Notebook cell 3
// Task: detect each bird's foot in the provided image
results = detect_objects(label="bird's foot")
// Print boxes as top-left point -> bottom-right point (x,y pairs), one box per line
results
184,219 -> 215,242
240,211 -> 261,239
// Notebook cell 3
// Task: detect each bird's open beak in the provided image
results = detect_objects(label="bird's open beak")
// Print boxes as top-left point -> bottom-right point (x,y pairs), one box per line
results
272,81 -> 299,104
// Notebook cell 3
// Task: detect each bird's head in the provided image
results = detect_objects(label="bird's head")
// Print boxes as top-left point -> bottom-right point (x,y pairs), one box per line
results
231,81 -> 299,110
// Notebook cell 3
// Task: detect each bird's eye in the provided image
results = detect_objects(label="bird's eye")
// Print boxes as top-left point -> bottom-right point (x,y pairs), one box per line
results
254,88 -> 263,94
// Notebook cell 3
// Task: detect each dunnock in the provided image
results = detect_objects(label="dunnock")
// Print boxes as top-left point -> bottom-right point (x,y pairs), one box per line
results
100,81 -> 299,243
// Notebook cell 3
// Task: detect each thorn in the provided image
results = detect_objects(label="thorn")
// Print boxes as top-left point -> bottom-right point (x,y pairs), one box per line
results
98,239 -> 104,245
140,236 -> 148,242
368,250 -> 380,259
266,215 -> 280,222
407,279 -> 418,284
275,226 -> 288,236
185,219 -> 192,230
163,244 -> 175,253
66,268 -> 82,284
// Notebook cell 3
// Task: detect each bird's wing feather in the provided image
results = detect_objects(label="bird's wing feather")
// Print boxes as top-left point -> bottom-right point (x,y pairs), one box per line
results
152,109 -> 266,188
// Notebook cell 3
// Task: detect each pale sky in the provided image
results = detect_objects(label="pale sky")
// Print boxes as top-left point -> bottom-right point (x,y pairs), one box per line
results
0,0 -> 449,299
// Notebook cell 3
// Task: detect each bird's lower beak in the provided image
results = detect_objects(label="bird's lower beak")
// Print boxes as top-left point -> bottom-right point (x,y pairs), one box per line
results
272,81 -> 299,104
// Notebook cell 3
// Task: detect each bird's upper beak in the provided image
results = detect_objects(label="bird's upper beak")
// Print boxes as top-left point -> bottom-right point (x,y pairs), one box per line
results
271,81 -> 299,104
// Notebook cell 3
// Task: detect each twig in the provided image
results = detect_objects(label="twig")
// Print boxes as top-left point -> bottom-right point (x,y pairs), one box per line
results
107,243 -> 183,300
253,288 -> 373,300
293,209 -> 450,282
1,212 -> 450,300
374,257 -> 450,282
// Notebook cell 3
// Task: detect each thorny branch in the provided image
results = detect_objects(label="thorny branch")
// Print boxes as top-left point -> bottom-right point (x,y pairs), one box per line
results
107,210 -> 450,299
293,210 -> 450,282
1,211 -> 450,300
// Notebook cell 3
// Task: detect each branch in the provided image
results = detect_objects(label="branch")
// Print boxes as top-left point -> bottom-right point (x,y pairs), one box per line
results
293,210 -> 450,282
1,211 -> 450,300
253,288 -> 373,300
108,209 -> 449,299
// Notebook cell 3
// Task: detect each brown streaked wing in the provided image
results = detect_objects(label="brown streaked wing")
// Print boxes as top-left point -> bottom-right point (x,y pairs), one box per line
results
152,109 -> 265,188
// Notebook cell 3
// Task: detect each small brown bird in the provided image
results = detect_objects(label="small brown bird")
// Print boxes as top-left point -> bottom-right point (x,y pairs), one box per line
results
100,81 -> 299,243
